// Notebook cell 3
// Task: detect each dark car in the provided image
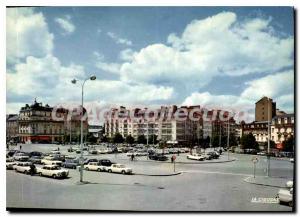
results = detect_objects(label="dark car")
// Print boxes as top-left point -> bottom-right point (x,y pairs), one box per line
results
207,152 -> 219,159
29,156 -> 42,164
89,149 -> 98,154
84,158 -> 98,165
7,150 -> 19,157
63,159 -> 79,169
51,155 -> 66,162
99,159 -> 115,167
29,151 -> 43,157
149,154 -> 168,161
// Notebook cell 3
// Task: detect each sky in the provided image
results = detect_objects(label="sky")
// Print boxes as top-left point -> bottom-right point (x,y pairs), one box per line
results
6,6 -> 294,123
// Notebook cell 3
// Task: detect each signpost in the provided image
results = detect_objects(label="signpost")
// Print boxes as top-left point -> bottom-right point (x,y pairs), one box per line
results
172,155 -> 176,172
252,157 -> 259,178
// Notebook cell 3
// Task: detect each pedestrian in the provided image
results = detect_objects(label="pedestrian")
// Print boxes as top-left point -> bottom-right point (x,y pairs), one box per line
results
171,156 -> 174,163
177,150 -> 180,156
58,147 -> 60,151
20,145 -> 22,150
30,164 -> 36,176
131,154 -> 134,161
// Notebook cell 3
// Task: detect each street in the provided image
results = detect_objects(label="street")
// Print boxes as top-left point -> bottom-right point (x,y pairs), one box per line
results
6,144 -> 293,211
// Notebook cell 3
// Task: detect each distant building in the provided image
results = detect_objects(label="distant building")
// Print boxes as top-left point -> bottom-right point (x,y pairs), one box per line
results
255,97 -> 276,122
88,125 -> 104,140
271,113 -> 294,149
104,105 -> 236,146
6,114 -> 19,142
18,100 -> 88,144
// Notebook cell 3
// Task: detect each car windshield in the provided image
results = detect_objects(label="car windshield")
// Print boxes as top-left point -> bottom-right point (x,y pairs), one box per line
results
118,165 -> 125,168
51,166 -> 61,170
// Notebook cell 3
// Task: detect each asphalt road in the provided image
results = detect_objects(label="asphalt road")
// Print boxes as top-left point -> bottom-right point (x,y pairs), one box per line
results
6,143 -> 294,211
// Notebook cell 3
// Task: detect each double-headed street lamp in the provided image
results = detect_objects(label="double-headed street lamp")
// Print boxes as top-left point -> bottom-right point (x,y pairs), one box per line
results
71,75 -> 96,183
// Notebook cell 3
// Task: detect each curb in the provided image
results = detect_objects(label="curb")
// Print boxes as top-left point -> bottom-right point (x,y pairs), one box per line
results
117,158 -> 237,164
243,176 -> 284,188
134,172 -> 182,177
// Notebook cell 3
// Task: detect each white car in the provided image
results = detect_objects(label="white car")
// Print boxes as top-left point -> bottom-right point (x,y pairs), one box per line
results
37,165 -> 69,179
187,154 -> 205,161
13,152 -> 29,161
98,148 -> 108,154
107,164 -> 132,175
290,158 -> 294,163
6,158 -> 16,170
50,150 -> 61,155
84,162 -> 106,172
13,162 -> 32,174
41,156 -> 63,166
277,181 -> 293,207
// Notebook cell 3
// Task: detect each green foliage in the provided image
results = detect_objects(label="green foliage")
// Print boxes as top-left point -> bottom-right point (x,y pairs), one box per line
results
240,133 -> 259,150
101,135 -> 109,143
125,134 -> 135,144
283,135 -> 294,152
137,134 -> 147,144
113,133 -> 124,143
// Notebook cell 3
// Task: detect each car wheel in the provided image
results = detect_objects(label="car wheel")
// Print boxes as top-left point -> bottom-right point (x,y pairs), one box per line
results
85,167 -> 89,171
289,201 -> 293,207
97,168 -> 101,172
122,170 -> 126,175
52,174 -> 57,179
24,170 -> 29,175
108,169 -> 112,173
73,166 -> 76,169
38,172 -> 42,176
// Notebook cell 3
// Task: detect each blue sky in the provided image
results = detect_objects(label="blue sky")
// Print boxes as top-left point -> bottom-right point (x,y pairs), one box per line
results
6,7 -> 294,122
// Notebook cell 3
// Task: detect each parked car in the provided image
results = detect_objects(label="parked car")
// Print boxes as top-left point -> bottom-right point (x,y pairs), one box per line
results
207,152 -> 220,159
13,152 -> 30,161
149,154 -> 168,161
84,162 -> 106,172
37,165 -> 69,179
41,156 -> 63,166
107,164 -> 132,175
13,162 -> 32,174
98,159 -> 115,171
84,158 -> 98,165
50,150 -> 61,155
257,151 -> 266,156
187,154 -> 205,161
29,151 -> 43,157
6,158 -> 16,170
29,156 -> 43,164
290,158 -> 294,163
7,150 -> 19,157
203,154 -> 213,160
277,181 -> 293,207
63,159 -> 79,169
89,149 -> 98,154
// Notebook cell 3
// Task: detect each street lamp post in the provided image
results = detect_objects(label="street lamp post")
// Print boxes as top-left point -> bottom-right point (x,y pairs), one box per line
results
227,113 -> 230,160
71,75 -> 96,183
267,98 -> 271,177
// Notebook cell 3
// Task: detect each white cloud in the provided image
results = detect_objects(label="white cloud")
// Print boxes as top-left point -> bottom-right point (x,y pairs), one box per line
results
107,31 -> 132,46
6,8 -> 54,63
119,48 -> 135,61
93,51 -> 121,74
55,16 -> 75,35
182,70 -> 294,122
241,70 -> 294,100
118,12 -> 293,91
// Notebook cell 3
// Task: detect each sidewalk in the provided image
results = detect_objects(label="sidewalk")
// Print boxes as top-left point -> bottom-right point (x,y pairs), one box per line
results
244,176 -> 292,188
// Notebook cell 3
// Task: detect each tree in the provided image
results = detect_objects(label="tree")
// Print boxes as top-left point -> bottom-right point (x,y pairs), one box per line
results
113,133 -> 124,143
211,135 -> 220,148
137,134 -> 147,144
86,133 -> 97,143
283,135 -> 294,152
240,133 -> 258,150
148,134 -> 158,145
229,132 -> 238,147
263,140 -> 276,149
125,135 -> 135,144
101,135 -> 109,143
